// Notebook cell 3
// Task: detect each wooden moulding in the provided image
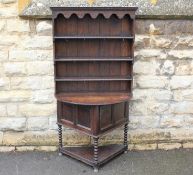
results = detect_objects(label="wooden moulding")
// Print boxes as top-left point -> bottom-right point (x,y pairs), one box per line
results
51,7 -> 138,20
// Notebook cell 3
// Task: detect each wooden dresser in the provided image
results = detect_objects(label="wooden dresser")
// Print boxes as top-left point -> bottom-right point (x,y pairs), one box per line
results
51,7 -> 138,172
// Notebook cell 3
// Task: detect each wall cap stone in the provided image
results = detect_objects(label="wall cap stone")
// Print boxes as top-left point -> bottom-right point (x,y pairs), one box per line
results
19,0 -> 193,19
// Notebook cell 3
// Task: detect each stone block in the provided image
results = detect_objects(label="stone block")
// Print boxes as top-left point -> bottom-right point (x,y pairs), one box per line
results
168,50 -> 193,59
0,51 -> 8,62
129,115 -> 160,129
135,35 -> 150,48
18,103 -> 56,117
22,36 -> 52,49
173,89 -> 193,101
0,77 -> 10,90
151,36 -> 172,48
49,116 -> 57,130
0,91 -> 30,102
136,49 -> 164,58
0,146 -> 15,152
133,60 -> 160,75
158,143 -> 182,150
31,90 -> 55,104
170,76 -> 193,89
7,18 -> 30,32
0,132 -> 3,145
183,142 -> 193,149
133,89 -> 172,101
0,20 -> 5,31
3,131 -> 58,146
175,60 -> 192,75
130,100 -> 168,116
0,104 -> 7,117
134,143 -> 157,150
129,129 -> 172,144
3,130 -> 90,146
160,115 -> 184,128
170,102 -> 193,114
0,3 -> 17,17
26,61 -> 54,75
16,146 -> 58,152
9,50 -> 53,61
1,0 -> 16,4
36,21 -> 52,35
0,35 -> 19,46
160,60 -> 175,75
27,117 -> 48,131
11,76 -> 54,90
0,117 -> 26,131
136,76 -> 169,88
6,104 -> 18,117
175,36 -> 193,48
4,62 -> 26,76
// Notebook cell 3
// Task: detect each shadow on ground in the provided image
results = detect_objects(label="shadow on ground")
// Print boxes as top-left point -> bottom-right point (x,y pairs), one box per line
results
0,149 -> 193,175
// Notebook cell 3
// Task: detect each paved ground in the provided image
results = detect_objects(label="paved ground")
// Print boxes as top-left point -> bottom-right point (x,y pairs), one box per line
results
0,149 -> 193,175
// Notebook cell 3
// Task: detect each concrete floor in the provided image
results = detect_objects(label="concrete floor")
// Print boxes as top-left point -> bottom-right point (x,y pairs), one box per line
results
0,149 -> 193,175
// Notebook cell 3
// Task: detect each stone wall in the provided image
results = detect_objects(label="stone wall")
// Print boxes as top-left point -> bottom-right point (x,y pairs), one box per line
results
1,0 -> 193,151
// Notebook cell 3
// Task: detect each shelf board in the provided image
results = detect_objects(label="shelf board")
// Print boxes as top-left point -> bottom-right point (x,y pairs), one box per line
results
55,57 -> 133,62
60,144 -> 126,167
54,36 -> 134,40
55,92 -> 131,105
55,76 -> 132,82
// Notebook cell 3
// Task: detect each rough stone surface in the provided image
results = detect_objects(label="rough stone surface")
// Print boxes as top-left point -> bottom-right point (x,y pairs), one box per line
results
9,50 -> 53,61
0,104 -> 7,117
4,63 -> 26,76
26,61 -> 53,75
183,142 -> 193,149
133,143 -> 157,150
0,117 -> 26,131
0,132 -> 3,145
6,104 -> 18,117
0,51 -> 8,62
7,18 -> 30,32
134,60 -> 160,75
160,60 -> 175,75
36,21 -> 52,35
170,76 -> 193,90
0,1 -> 193,150
136,76 -> 169,88
158,143 -> 182,150
22,36 -> 52,49
0,146 -> 15,152
19,104 -> 56,117
20,0 -> 193,18
27,117 -> 49,131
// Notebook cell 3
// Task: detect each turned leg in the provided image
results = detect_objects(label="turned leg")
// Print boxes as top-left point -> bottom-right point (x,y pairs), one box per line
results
124,123 -> 128,153
58,124 -> 63,156
93,137 -> 99,172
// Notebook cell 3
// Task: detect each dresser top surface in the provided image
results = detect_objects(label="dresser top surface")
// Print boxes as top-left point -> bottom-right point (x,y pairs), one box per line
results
56,92 -> 131,105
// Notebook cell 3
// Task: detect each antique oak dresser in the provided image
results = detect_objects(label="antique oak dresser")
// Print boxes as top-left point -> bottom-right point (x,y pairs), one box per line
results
51,7 -> 138,172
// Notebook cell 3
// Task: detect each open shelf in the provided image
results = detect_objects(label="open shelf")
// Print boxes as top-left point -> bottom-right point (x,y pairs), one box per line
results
52,7 -> 137,171
54,36 -> 134,40
55,76 -> 132,82
55,92 -> 131,105
60,144 -> 126,167
54,57 -> 133,62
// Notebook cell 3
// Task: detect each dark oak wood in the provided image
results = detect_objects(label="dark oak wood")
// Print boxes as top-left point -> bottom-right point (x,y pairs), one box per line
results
52,7 -> 137,171
60,144 -> 126,167
56,92 -> 131,105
